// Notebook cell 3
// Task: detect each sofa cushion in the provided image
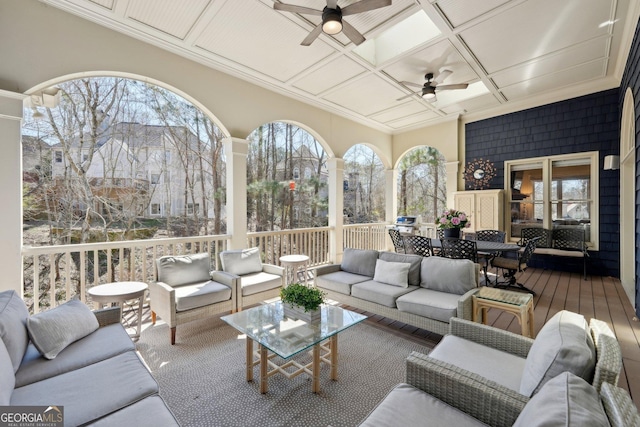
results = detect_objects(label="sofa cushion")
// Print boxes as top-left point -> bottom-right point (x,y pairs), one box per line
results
359,383 -> 487,427
373,259 -> 410,288
341,248 -> 379,277
396,288 -> 460,323
429,335 -> 526,392
16,323 -> 134,387
378,252 -> 423,286
174,280 -> 231,311
220,247 -> 263,276
239,272 -> 281,296
27,299 -> 99,360
11,351 -> 158,427
0,290 -> 29,373
351,280 -> 417,308
86,395 -> 179,426
420,257 -> 477,295
514,372 -> 609,427
520,310 -> 596,397
0,339 -> 14,406
157,253 -> 211,287
315,271 -> 370,295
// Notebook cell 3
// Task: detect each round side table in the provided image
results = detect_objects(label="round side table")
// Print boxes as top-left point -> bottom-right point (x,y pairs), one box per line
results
88,281 -> 148,340
279,254 -> 310,285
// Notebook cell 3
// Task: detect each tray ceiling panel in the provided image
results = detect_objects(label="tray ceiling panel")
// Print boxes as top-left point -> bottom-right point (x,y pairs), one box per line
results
39,0 -> 635,133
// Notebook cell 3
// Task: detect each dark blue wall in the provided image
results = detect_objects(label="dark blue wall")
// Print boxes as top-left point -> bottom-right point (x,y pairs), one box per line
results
465,89 -> 620,277
620,15 -> 640,314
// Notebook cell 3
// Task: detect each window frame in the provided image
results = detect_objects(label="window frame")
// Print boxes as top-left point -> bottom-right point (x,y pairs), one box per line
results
504,151 -> 599,250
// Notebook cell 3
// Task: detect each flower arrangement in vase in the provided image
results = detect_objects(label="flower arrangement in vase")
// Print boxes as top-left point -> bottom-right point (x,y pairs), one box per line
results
437,209 -> 471,238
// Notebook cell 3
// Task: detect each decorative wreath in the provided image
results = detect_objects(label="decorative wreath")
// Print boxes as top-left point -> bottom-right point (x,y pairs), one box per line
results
464,158 -> 496,190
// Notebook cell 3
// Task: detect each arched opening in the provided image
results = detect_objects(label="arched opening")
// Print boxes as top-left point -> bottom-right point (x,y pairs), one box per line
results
620,87 -> 636,309
396,146 -> 446,223
22,76 -> 228,244
343,144 -> 385,224
246,122 -> 328,231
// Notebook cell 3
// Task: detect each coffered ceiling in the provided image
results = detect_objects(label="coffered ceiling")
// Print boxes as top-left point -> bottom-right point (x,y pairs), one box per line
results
39,0 -> 636,133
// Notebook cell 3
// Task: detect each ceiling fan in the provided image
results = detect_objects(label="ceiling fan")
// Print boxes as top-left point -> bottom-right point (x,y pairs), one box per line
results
397,70 -> 469,102
273,0 -> 392,46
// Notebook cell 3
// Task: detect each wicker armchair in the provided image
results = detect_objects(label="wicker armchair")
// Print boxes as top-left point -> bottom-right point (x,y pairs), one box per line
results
396,315 -> 622,426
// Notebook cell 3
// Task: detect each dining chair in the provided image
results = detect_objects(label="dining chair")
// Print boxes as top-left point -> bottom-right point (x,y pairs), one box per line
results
475,230 -> 506,243
402,234 -> 433,257
388,228 -> 406,253
491,236 -> 541,294
440,238 -> 478,263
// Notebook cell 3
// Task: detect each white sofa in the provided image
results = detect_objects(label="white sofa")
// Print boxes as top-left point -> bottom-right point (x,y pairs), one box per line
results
0,290 -> 178,426
315,248 -> 480,336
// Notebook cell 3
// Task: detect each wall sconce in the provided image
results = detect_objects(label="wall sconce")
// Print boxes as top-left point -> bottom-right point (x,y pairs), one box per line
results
603,155 -> 620,170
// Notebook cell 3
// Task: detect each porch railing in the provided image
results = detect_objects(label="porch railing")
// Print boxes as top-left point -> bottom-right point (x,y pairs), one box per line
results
20,223 -> 407,314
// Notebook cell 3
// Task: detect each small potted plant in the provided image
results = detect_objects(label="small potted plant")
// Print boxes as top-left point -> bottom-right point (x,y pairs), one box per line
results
280,282 -> 326,322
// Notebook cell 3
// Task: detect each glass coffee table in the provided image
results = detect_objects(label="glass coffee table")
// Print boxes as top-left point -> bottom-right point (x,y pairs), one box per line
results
221,301 -> 367,394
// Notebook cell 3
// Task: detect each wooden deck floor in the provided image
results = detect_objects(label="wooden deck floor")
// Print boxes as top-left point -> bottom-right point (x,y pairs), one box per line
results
343,267 -> 640,406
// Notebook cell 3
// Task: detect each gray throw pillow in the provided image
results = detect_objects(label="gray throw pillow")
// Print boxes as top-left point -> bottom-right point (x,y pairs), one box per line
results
27,299 -> 99,360
220,247 -> 263,276
156,253 -> 211,286
514,372 -> 609,427
373,259 -> 410,288
0,290 -> 30,373
378,252 -> 422,286
520,310 -> 596,397
341,248 -> 379,277
419,257 -> 477,295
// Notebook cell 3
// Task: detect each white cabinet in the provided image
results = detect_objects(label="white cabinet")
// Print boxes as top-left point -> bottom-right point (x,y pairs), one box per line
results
453,189 -> 504,232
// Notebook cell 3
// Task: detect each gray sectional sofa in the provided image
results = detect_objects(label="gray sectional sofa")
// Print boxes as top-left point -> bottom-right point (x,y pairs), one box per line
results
0,290 -> 178,426
315,248 -> 480,336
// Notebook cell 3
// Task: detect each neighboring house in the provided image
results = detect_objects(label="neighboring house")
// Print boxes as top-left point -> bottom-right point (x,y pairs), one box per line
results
48,122 -> 220,220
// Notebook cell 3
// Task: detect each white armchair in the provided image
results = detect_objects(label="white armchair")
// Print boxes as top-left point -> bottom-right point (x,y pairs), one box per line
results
220,248 -> 284,311
149,252 -> 236,345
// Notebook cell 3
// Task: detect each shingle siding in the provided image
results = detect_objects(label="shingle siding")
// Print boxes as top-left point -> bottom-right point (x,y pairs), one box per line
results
465,89 -> 620,278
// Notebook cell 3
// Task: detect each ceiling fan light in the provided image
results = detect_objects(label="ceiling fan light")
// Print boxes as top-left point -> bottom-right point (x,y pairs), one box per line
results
322,9 -> 342,35
421,86 -> 436,100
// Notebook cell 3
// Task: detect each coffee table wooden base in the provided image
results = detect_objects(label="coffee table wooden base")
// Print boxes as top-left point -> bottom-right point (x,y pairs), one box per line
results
246,335 -> 338,394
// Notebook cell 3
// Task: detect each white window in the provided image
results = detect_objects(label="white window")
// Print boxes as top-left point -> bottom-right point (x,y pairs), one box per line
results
151,173 -> 160,185
54,150 -> 63,163
506,152 -> 598,249
81,152 -> 88,162
304,168 -> 312,179
186,203 -> 200,215
164,150 -> 171,163
293,167 -> 300,180
151,203 -> 161,215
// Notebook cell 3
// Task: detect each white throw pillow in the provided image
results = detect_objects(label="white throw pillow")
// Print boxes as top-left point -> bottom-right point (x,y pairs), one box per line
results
519,310 -> 596,397
27,299 -> 99,360
373,259 -> 410,288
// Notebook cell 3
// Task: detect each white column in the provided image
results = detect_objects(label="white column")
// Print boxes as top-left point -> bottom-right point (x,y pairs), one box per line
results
385,168 -> 397,223
327,158 -> 344,264
445,161 -> 460,208
0,91 -> 25,294
223,137 -> 248,250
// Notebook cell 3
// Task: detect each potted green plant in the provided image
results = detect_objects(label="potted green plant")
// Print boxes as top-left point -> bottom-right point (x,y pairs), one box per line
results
280,282 -> 326,322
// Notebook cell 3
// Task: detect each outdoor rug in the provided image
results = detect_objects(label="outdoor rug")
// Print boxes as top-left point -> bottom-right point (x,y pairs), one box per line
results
136,315 -> 433,427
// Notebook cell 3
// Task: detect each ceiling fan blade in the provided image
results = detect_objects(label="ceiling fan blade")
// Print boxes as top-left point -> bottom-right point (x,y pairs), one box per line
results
342,0 -> 392,16
327,0 -> 338,9
400,81 -> 424,89
397,91 -> 420,101
274,3 -> 323,15
436,83 -> 469,91
341,20 -> 366,45
301,24 -> 324,46
434,69 -> 453,84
